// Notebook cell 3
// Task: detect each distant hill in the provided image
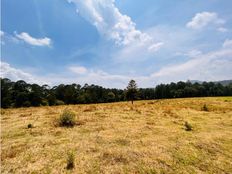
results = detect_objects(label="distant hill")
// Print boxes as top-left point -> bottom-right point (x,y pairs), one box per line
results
189,80 -> 232,86
215,80 -> 232,86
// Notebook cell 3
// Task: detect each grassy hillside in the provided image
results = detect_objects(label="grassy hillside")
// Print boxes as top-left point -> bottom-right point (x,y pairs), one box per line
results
1,97 -> 232,173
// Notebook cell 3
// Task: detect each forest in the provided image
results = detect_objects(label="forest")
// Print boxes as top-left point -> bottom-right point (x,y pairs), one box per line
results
1,78 -> 232,108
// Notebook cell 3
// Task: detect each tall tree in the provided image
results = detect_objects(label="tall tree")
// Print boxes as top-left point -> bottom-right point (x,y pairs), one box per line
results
126,80 -> 138,104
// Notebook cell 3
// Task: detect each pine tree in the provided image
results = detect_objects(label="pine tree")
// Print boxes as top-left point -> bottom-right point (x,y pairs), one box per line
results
126,80 -> 138,104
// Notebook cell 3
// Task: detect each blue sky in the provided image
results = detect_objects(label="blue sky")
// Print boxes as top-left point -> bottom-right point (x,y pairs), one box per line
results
1,0 -> 232,88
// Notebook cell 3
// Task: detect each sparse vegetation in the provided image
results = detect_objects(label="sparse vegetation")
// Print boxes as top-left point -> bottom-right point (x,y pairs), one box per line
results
202,104 -> 209,111
184,122 -> 193,131
58,109 -> 76,127
66,151 -> 75,170
1,97 -> 232,173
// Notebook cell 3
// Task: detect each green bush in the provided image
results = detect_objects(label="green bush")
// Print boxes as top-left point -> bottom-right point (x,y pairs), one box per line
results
59,109 -> 76,127
66,151 -> 75,170
184,122 -> 193,131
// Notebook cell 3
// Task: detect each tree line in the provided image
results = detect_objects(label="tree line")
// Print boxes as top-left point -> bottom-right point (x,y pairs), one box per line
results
1,78 -> 232,108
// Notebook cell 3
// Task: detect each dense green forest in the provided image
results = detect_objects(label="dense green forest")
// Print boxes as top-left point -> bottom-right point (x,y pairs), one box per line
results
1,78 -> 232,108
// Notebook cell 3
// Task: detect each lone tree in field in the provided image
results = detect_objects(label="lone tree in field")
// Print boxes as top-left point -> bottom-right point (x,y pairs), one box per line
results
126,80 -> 138,104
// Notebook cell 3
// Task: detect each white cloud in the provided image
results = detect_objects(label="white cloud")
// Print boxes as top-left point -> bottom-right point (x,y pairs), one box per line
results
187,49 -> 202,57
148,42 -> 164,52
186,12 -> 225,29
67,0 -> 162,54
223,39 -> 232,48
15,32 -> 51,46
0,61 -> 47,84
69,66 -> 88,74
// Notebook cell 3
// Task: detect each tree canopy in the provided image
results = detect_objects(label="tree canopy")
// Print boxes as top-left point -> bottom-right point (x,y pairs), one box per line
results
1,78 -> 232,108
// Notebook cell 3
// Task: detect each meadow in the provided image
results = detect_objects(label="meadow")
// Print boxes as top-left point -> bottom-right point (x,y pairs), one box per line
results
1,97 -> 232,174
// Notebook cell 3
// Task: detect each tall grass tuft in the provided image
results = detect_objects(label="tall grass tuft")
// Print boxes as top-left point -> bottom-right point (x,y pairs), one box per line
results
202,104 -> 209,111
66,151 -> 75,170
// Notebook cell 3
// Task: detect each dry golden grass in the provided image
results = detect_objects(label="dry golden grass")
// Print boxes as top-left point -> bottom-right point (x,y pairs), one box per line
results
1,97 -> 232,174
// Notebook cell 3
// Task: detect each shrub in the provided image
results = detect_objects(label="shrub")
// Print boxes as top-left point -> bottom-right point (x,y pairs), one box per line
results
22,101 -> 31,107
184,122 -> 193,131
66,152 -> 75,170
55,100 -> 65,106
41,100 -> 49,106
27,123 -> 33,129
202,104 -> 209,111
59,109 -> 76,127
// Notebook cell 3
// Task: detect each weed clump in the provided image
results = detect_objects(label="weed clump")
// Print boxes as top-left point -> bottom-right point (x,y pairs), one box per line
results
202,104 -> 209,111
184,122 -> 193,131
66,151 -> 75,170
59,109 -> 76,127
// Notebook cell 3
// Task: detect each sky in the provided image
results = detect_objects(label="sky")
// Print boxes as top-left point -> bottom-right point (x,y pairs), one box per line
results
1,0 -> 232,88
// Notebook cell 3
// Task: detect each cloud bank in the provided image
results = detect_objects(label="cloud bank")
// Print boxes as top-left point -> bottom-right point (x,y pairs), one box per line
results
1,38 -> 232,88
0,61 -> 47,84
68,0 -> 150,45
151,40 -> 232,83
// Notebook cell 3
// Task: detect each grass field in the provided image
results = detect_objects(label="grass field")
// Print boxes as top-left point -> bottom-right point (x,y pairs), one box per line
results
1,97 -> 232,174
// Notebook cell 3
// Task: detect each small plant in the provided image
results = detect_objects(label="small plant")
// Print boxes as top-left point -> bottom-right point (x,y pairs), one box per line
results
202,104 -> 209,111
66,151 -> 75,170
184,121 -> 193,131
27,123 -> 33,129
59,109 -> 76,127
